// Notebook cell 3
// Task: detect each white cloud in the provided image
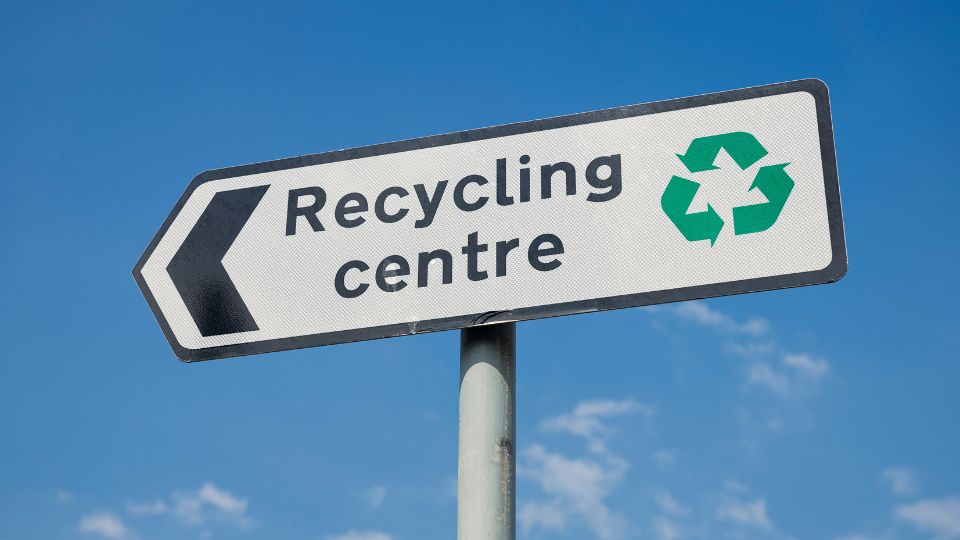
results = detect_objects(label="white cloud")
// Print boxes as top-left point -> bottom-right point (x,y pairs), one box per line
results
670,301 -> 769,336
724,341 -> 777,359
746,353 -> 831,398
652,516 -> 683,540
522,398 -> 651,538
895,496 -> 960,538
541,398 -> 654,443
78,512 -> 132,540
326,530 -> 393,540
723,479 -> 750,494
126,500 -> 168,516
54,489 -> 74,502
123,483 -> 252,532
881,467 -> 919,496
746,362 -> 793,397
198,483 -> 246,513
715,497 -> 774,531
655,491 -> 690,517
519,501 -> 567,534
782,353 -> 830,379
520,444 -> 628,540
649,491 -> 693,540
653,449 -> 677,469
645,483 -> 784,540
738,320 -> 770,337
364,485 -> 387,509
172,482 -> 252,529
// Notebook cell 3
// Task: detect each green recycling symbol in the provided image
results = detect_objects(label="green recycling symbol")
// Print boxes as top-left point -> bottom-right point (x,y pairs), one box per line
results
660,132 -> 794,246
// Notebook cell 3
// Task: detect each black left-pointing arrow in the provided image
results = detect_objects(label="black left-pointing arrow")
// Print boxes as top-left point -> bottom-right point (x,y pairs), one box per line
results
167,185 -> 269,337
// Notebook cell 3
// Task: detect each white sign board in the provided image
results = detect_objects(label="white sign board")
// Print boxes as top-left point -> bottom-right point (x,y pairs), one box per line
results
134,80 -> 846,361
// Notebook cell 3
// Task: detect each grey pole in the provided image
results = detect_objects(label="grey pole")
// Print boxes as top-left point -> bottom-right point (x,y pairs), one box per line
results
458,322 -> 516,540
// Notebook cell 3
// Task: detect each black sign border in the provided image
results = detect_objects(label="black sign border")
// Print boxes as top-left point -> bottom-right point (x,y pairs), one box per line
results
134,79 -> 847,362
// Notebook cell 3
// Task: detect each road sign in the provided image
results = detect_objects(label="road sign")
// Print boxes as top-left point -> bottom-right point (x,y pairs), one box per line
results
134,79 -> 846,362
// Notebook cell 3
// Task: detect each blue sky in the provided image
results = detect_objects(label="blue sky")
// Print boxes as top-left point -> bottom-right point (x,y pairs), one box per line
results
1,1 -> 958,540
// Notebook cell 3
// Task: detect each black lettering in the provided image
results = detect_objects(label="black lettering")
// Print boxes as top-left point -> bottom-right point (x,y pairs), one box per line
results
376,255 -> 410,292
417,249 -> 453,287
495,238 -> 520,277
461,231 -> 489,281
335,260 -> 369,298
519,155 -> 531,202
528,233 -> 564,271
286,187 -> 326,236
586,154 -> 622,202
413,181 -> 448,228
335,192 -> 368,228
454,174 -> 489,212
374,186 -> 410,224
496,158 -> 514,206
540,162 -> 576,199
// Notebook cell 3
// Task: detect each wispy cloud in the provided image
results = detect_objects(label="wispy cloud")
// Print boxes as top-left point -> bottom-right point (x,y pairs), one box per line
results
782,353 -> 830,379
746,362 -> 793,397
326,530 -> 394,540
694,301 -> 831,405
652,449 -> 677,470
172,482 -> 252,528
655,491 -> 690,517
746,352 -> 830,398
881,467 -> 919,496
520,444 -> 628,540
723,479 -> 750,494
125,500 -> 167,517
669,301 -> 769,336
519,501 -> 566,535
715,497 -> 774,531
650,491 -> 688,540
651,516 -> 683,540
78,512 -> 132,540
895,496 -> 960,538
521,399 -> 649,539
125,482 -> 253,530
646,483 -> 784,540
724,341 -> 777,359
363,485 -> 388,509
540,398 -> 654,452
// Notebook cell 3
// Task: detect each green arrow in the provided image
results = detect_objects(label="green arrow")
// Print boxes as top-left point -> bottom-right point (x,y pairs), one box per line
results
676,132 -> 768,172
733,163 -> 794,235
660,175 -> 724,246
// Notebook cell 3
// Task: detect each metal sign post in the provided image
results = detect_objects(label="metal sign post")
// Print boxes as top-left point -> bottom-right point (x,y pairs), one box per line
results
458,323 -> 516,540
133,78 -> 848,539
